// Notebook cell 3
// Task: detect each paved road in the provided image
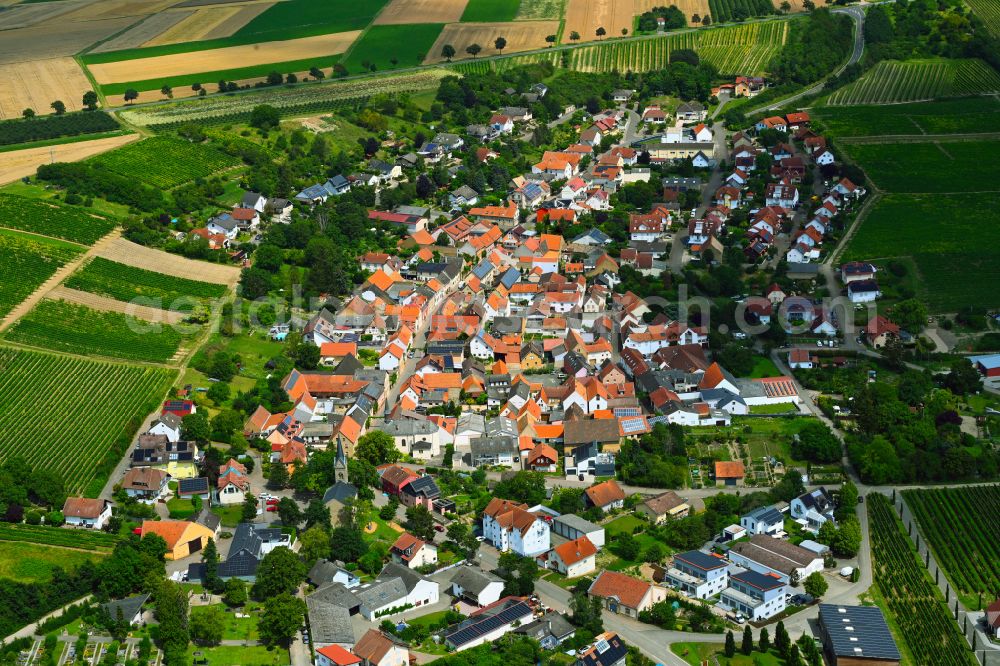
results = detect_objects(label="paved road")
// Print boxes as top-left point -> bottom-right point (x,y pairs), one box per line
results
745,5 -> 867,115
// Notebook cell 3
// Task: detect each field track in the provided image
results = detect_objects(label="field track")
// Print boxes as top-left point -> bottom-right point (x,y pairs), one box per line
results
46,287 -> 186,325
0,230 -> 121,335
88,31 -> 362,84
0,134 -> 139,185
96,237 -> 242,285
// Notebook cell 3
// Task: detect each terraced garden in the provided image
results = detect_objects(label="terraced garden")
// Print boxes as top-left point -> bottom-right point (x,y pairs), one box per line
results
868,494 -> 977,666
88,136 -> 241,188
904,486 -> 1000,609
4,299 -> 189,363
0,229 -> 83,319
826,58 -> 1000,106
0,346 -> 175,495
0,193 -> 116,245
66,257 -> 228,311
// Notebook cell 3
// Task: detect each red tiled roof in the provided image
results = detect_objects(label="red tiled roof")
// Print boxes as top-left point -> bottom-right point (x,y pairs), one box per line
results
588,570 -> 652,609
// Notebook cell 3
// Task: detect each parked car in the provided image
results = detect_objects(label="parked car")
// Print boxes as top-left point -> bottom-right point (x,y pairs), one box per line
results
266,505 -> 277,512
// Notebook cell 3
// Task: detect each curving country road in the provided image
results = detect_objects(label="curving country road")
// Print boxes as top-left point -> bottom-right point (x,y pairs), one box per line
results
746,5 -> 868,115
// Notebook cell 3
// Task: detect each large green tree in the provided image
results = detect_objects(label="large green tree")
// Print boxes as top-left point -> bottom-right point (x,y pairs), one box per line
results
190,605 -> 225,645
355,430 -> 401,466
253,547 -> 306,599
259,593 -> 306,646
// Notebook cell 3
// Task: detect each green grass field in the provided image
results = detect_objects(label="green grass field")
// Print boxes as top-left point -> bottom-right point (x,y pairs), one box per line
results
604,514 -> 646,537
88,136 -> 240,189
183,644 -> 286,666
461,0 -> 522,21
671,643 -> 783,666
0,228 -> 83,319
339,24 -> 445,75
82,0 -> 389,64
66,257 -> 228,312
98,56 -> 343,96
813,96 -> 1000,137
826,58 -> 1000,106
0,345 -> 175,495
841,139 -> 1000,193
4,299 -> 189,363
0,542 -> 105,583
514,0 -> 564,19
843,194 -> 1000,311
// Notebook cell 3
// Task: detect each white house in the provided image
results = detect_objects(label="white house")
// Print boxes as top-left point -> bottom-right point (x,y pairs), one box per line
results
543,536 -> 597,578
390,533 -> 438,569
148,413 -> 182,442
847,280 -> 881,304
482,498 -> 550,557
727,534 -> 824,584
720,570 -> 787,621
740,505 -> 784,536
450,567 -> 505,607
664,550 -> 730,599
63,497 -> 112,529
356,563 -> 439,619
217,459 -> 251,506
791,488 -> 835,533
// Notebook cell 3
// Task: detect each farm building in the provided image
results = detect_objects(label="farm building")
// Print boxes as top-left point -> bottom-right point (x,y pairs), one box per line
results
971,354 -> 1000,378
818,604 -> 901,665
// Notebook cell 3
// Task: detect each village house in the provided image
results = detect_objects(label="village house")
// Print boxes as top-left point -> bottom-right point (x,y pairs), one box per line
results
588,570 -> 667,617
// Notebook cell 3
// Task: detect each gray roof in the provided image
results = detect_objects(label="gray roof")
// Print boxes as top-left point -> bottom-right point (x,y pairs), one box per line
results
450,566 -> 503,595
456,412 -> 485,434
308,559 -> 349,586
553,513 -> 602,534
485,417 -> 517,438
356,577 -> 407,610
819,605 -> 901,660
514,612 -> 575,642
194,507 -> 220,533
102,594 -> 149,622
323,481 -> 358,505
452,185 -> 479,199
381,419 -> 438,437
470,435 -> 517,456
310,582 -> 361,611
744,505 -> 784,525
306,596 -> 355,646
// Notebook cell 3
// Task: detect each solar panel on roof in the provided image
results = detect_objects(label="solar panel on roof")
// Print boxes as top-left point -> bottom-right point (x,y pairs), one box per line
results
613,407 -> 641,417
620,417 -> 646,434
445,601 -> 531,646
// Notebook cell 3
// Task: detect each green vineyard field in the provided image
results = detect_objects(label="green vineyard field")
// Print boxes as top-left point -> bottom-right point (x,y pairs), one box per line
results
868,494 -> 977,666
4,299 -> 189,364
0,346 -> 175,495
66,257 -> 228,311
827,58 -> 1000,106
966,0 -> 1000,35
0,193 -> 116,245
87,136 -> 241,189
452,22 -> 788,75
0,524 -> 120,551
904,486 -> 1000,606
0,229 -> 83,320
812,97 -> 1000,137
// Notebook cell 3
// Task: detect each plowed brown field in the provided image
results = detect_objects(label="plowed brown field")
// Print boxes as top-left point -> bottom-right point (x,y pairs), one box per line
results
376,0 -> 471,24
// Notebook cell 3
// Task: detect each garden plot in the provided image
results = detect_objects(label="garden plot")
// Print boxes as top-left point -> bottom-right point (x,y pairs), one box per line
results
376,0 -> 471,24
424,20 -> 558,62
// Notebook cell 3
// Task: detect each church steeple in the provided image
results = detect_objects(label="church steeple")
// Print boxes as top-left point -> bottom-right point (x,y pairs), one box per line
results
334,436 -> 348,483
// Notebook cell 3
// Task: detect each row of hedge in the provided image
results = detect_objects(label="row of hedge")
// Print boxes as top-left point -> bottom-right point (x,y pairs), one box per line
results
0,112 -> 119,147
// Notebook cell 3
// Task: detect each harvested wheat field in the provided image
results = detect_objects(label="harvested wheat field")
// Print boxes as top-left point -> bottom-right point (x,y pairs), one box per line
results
425,20 -> 559,63
46,287 -> 186,325
376,0 -> 470,24
59,0 -> 179,22
143,2 -> 274,45
0,134 -> 139,186
90,10 -> 197,53
563,0 -> 635,42
0,17 -> 138,63
774,0 -> 806,11
97,238 -> 241,286
89,31 -> 361,84
0,0 -> 92,30
0,58 -> 94,119
636,0 -> 709,21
